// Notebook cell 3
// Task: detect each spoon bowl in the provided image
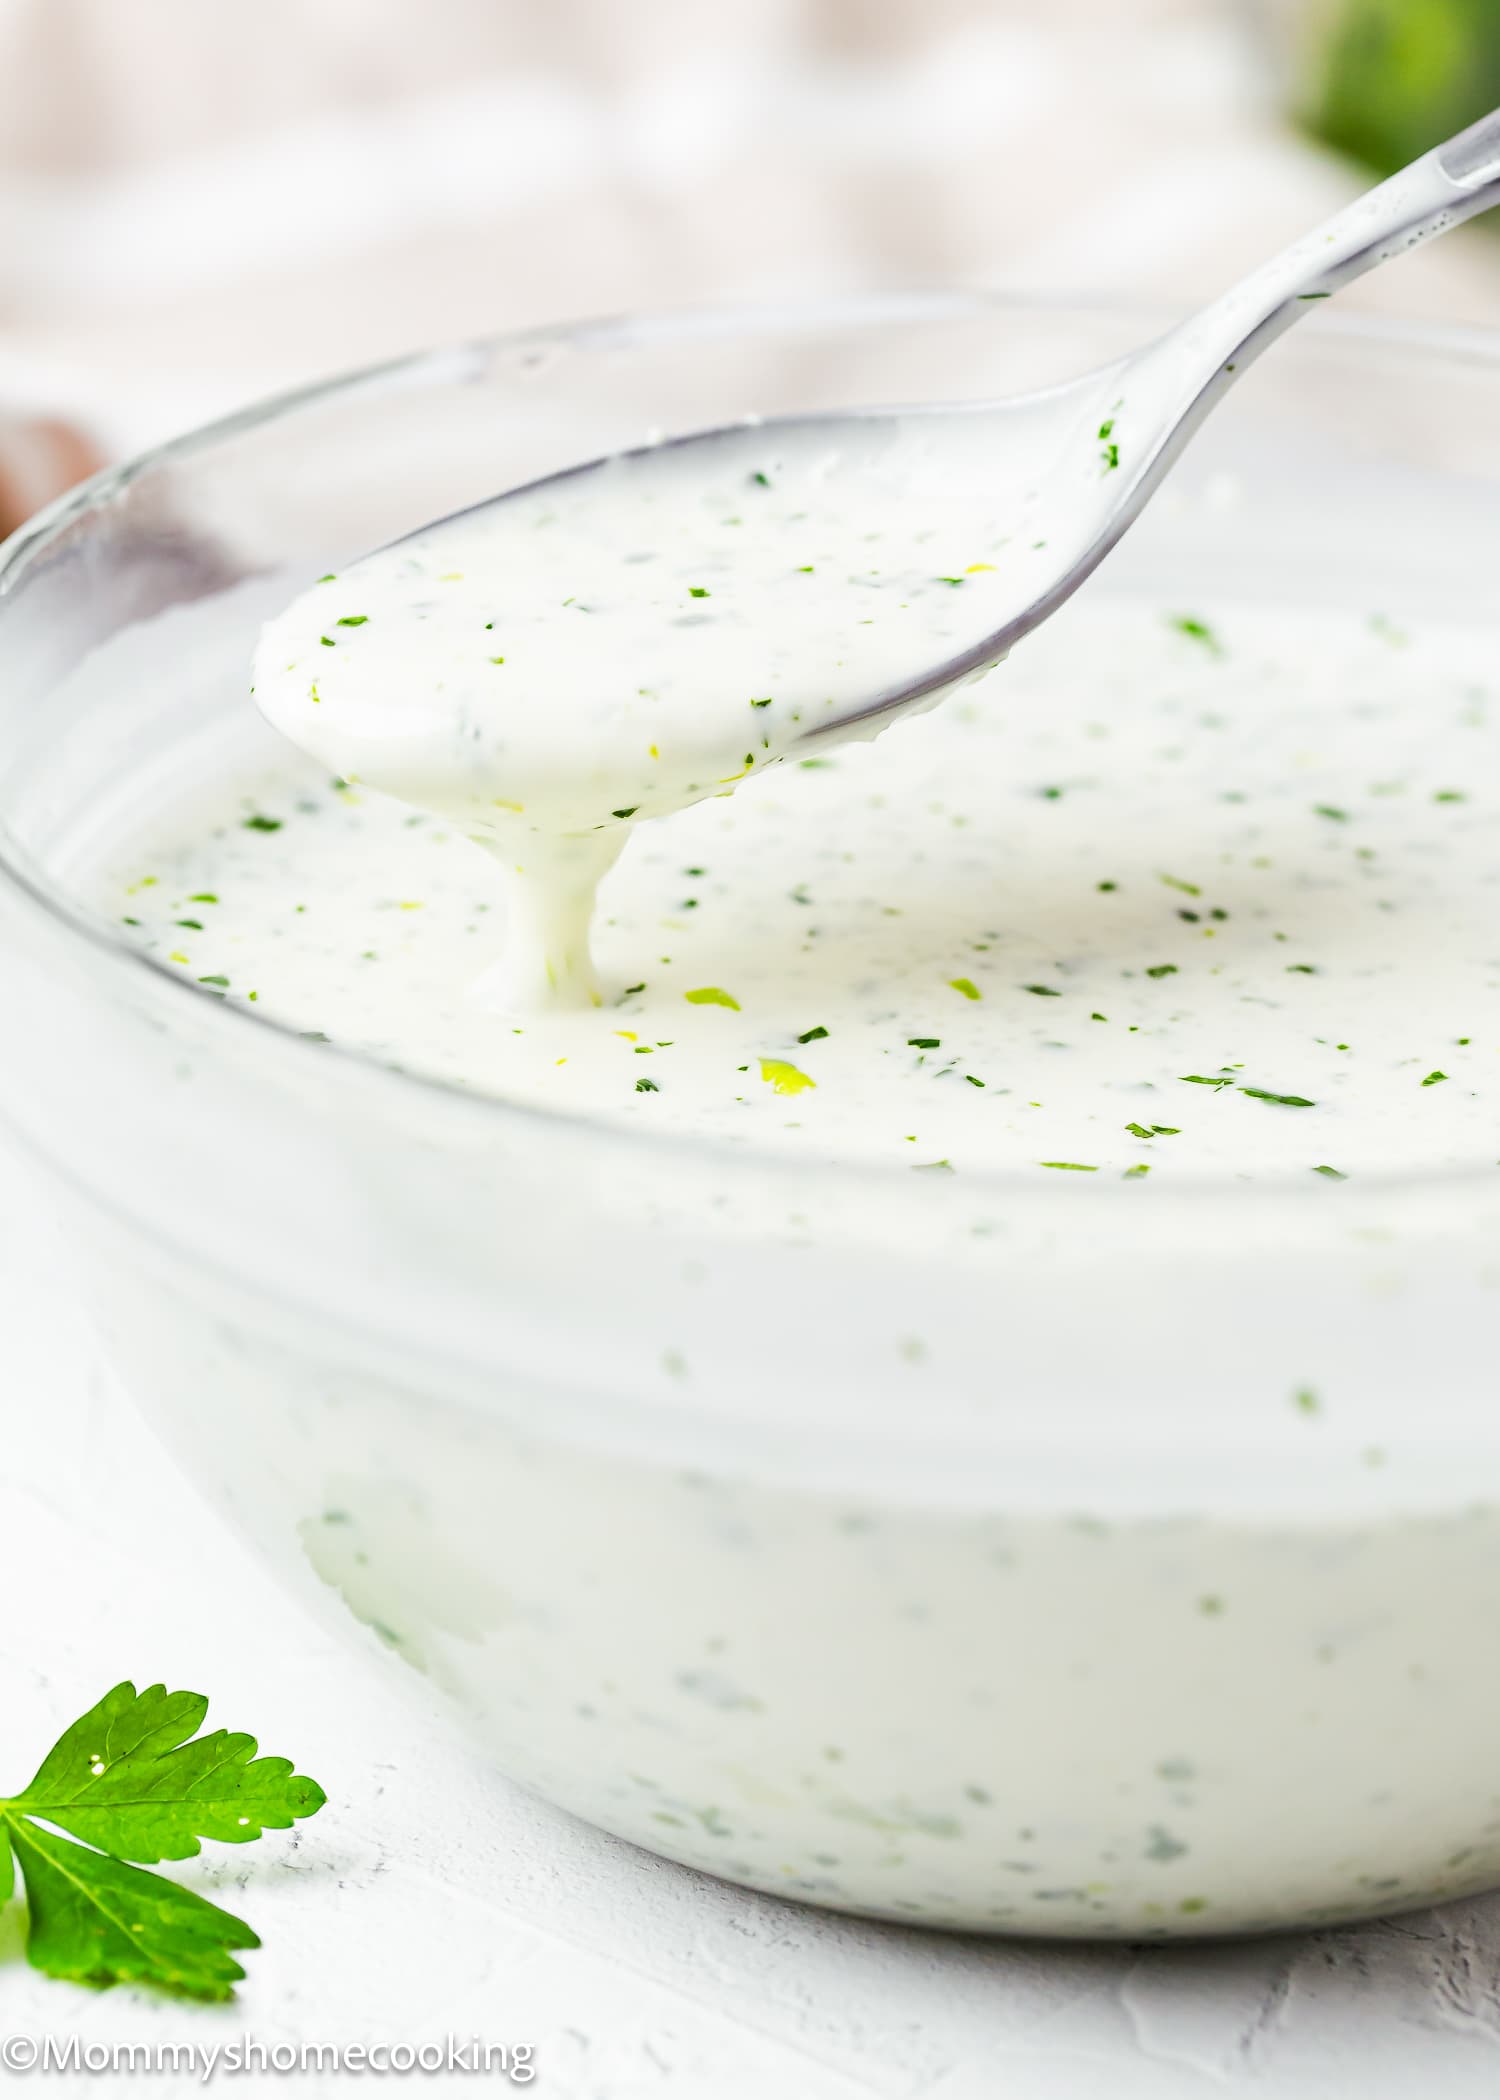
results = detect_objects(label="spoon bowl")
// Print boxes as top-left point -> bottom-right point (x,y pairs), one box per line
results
369,104 -> 1500,755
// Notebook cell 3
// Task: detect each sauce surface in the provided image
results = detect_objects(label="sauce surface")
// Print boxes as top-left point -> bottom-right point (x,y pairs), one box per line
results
110,596 -> 1497,1183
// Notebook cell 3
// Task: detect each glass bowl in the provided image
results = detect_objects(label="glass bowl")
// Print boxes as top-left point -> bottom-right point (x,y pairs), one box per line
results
1,296 -> 1498,1939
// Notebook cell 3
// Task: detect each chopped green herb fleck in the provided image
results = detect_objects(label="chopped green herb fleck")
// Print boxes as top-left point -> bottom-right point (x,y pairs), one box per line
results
635,1078 -> 659,1093
909,1037 -> 941,1050
1313,1165 -> 1348,1180
759,1058 -> 815,1096
685,987 -> 740,1010
1041,1161 -> 1098,1173
243,815 -> 282,833
1144,964 -> 1178,980
1422,1070 -> 1449,1086
1168,615 -> 1222,655
1021,983 -> 1059,998
335,615 -> 367,627
1294,1386 -> 1320,1416
611,807 -> 639,820
797,1025 -> 829,1044
949,977 -> 982,1001
688,586 -> 710,599
1240,1087 -> 1315,1107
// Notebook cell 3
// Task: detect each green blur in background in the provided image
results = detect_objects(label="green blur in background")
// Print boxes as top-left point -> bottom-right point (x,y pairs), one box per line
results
1289,0 -> 1500,176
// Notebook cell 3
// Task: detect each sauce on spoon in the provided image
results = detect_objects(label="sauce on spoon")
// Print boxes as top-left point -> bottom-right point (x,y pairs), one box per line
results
252,420 -> 1030,1006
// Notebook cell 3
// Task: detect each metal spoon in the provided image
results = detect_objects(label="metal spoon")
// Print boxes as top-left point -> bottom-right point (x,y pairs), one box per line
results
401,106 -> 1499,753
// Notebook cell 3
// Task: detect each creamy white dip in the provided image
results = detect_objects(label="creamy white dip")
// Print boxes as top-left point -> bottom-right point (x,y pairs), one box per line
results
58,499 -> 1500,1941
113,596 -> 1495,1185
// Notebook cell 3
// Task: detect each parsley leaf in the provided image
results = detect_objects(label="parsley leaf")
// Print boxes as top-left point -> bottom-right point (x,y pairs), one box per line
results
8,1821 -> 258,2002
0,1681 -> 324,2001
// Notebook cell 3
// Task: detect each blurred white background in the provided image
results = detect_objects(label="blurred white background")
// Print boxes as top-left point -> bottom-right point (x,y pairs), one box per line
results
0,0 -> 1493,463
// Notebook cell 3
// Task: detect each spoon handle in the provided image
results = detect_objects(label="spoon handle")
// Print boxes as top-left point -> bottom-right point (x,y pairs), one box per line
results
1175,105 -> 1500,383
1439,108 -> 1500,190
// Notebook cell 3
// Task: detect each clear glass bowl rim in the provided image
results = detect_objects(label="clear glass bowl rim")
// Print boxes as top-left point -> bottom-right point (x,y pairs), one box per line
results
3,288 -> 1499,1217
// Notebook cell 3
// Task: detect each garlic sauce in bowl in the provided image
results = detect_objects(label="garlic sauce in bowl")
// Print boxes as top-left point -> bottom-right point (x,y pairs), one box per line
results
1,298 -> 1498,1936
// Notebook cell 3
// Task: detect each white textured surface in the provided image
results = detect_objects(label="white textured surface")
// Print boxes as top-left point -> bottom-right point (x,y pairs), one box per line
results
4,1154 -> 1500,2095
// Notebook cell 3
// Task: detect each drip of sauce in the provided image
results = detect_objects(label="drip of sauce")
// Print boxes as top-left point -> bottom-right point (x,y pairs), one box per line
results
252,421 -> 1026,1007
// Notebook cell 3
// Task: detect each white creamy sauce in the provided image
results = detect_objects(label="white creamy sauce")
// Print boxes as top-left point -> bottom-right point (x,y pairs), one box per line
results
107,596 -> 1494,1184
251,419 -> 1043,1007
60,492 -> 1500,1936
